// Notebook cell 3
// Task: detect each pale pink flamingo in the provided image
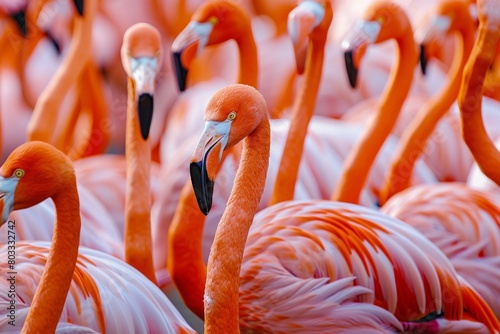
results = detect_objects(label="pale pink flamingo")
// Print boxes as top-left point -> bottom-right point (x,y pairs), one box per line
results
183,82 -> 499,332
0,141 -> 194,333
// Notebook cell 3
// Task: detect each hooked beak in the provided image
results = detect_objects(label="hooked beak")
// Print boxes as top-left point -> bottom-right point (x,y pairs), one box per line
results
414,15 -> 451,75
341,20 -> 381,88
73,0 -> 84,16
190,120 -> 231,215
0,176 -> 18,226
171,21 -> 214,91
10,10 -> 27,37
130,57 -> 159,140
287,0 -> 325,74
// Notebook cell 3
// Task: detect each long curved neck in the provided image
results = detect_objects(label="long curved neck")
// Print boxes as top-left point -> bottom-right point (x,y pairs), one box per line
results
27,0 -> 96,144
168,147 -> 242,319
58,61 -> 110,160
22,179 -> 81,334
235,29 -> 258,87
380,24 -> 475,205
269,31 -> 327,205
458,23 -> 500,184
205,119 -> 270,333
124,77 -> 156,284
168,180 -> 207,319
332,30 -> 417,204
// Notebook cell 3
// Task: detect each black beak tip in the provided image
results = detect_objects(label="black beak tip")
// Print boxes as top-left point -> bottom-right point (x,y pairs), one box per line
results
344,50 -> 358,89
419,44 -> 427,75
172,51 -> 188,92
11,10 -> 27,37
73,0 -> 84,16
190,161 -> 214,216
138,93 -> 154,140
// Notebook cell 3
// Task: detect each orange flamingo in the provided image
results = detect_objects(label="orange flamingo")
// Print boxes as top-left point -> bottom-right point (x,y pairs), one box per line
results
0,23 -> 166,281
269,0 -> 433,205
379,0 -> 476,204
459,0 -> 500,191
187,83 -> 499,332
332,0 -> 435,204
0,141 -> 194,333
367,0 -> 500,318
159,0 -> 435,293
160,0 -> 259,166
26,0 -> 110,159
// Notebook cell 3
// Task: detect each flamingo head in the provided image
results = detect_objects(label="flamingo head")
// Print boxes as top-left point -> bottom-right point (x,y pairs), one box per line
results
341,1 -> 412,88
415,0 -> 473,74
171,0 -> 251,91
121,23 -> 163,140
0,142 -> 76,225
287,0 -> 332,74
190,84 -> 267,215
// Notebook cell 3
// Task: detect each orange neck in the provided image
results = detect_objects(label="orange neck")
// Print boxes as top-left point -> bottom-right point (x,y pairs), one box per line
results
27,0 -> 96,145
61,61 -> 110,160
269,29 -> 327,205
205,118 -> 270,332
380,22 -> 475,204
235,29 -> 258,88
168,147 -> 240,319
167,180 -> 207,319
458,24 -> 500,184
332,30 -> 418,204
124,77 -> 157,284
151,0 -> 189,37
21,178 -> 81,333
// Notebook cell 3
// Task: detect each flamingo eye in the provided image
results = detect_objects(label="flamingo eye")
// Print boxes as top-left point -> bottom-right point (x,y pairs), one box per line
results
227,111 -> 237,120
208,16 -> 219,25
376,15 -> 386,24
13,169 -> 24,178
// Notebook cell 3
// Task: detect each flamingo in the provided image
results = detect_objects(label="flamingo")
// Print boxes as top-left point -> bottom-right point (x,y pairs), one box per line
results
159,0 -> 260,167
0,1 -> 37,162
187,83 -> 499,332
379,0 -> 476,204
332,0 -> 438,204
159,0 -> 435,292
460,0 -> 500,193
368,0 -> 500,318
1,23 -> 166,282
26,0 -> 110,159
0,141 -> 195,333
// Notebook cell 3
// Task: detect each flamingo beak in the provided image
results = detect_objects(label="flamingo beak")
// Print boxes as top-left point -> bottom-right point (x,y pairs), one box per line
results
10,10 -> 27,37
190,120 -> 231,215
0,176 -> 18,226
171,21 -> 214,91
73,0 -> 84,16
419,44 -> 428,75
130,56 -> 159,140
287,0 -> 325,74
341,20 -> 381,88
414,15 -> 451,75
